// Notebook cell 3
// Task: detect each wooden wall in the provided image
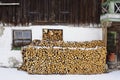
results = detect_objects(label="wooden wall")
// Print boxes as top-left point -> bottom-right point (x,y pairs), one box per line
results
0,0 -> 101,26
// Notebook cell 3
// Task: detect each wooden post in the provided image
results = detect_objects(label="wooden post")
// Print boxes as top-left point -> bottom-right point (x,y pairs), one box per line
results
102,21 -> 112,47
102,27 -> 107,47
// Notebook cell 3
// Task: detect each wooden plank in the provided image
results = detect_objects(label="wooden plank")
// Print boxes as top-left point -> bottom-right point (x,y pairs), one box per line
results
0,3 -> 20,6
102,27 -> 107,47
0,0 -> 101,26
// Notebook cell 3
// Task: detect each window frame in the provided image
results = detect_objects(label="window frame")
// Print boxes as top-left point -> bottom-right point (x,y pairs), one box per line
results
12,30 -> 32,50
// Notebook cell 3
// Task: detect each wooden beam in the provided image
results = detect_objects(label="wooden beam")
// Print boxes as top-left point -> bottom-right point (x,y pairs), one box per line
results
102,27 -> 107,47
0,3 -> 20,6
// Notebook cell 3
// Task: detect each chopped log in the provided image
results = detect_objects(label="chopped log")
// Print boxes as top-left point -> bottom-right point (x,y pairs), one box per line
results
19,40 -> 106,74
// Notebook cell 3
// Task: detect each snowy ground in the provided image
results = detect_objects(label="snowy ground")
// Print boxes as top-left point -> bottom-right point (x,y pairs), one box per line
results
0,67 -> 120,80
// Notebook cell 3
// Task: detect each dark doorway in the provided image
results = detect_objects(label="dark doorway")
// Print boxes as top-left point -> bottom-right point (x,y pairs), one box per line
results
107,28 -> 120,66
107,31 -> 117,55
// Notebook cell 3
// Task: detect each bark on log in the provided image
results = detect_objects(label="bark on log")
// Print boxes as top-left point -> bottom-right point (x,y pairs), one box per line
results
19,40 -> 106,74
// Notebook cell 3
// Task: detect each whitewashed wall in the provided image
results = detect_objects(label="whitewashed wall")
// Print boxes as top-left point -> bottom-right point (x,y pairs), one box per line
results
0,25 -> 102,67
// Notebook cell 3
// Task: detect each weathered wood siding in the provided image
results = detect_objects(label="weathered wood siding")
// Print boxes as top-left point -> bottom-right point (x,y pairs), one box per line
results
0,0 -> 101,26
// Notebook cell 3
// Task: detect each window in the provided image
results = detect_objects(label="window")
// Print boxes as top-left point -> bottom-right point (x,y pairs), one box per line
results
12,30 -> 32,49
43,29 -> 63,41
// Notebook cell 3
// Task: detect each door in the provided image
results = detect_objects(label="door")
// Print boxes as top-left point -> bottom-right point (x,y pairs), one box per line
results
107,31 -> 117,55
107,31 -> 120,65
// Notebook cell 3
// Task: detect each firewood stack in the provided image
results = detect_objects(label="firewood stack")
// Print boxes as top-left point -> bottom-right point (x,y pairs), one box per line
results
43,29 -> 63,41
19,40 -> 106,74
30,40 -> 105,48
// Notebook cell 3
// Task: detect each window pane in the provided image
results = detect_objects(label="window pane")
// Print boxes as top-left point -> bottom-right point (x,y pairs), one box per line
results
13,30 -> 32,48
14,31 -> 22,39
23,40 -> 31,45
22,31 -> 31,39
14,40 -> 23,47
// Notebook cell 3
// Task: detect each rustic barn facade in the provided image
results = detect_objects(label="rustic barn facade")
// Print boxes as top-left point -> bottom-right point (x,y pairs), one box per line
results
0,0 -> 107,74
0,0 -> 101,26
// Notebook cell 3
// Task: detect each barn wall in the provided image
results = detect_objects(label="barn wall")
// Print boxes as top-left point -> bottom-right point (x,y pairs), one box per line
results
0,25 -> 102,67
0,0 -> 101,25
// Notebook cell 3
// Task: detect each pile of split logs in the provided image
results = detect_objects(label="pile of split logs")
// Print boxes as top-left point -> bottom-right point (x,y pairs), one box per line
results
30,39 -> 105,48
19,40 -> 106,74
43,29 -> 63,41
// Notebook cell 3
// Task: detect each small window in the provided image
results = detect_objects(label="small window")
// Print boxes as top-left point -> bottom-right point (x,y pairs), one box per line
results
43,29 -> 63,41
12,30 -> 32,50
